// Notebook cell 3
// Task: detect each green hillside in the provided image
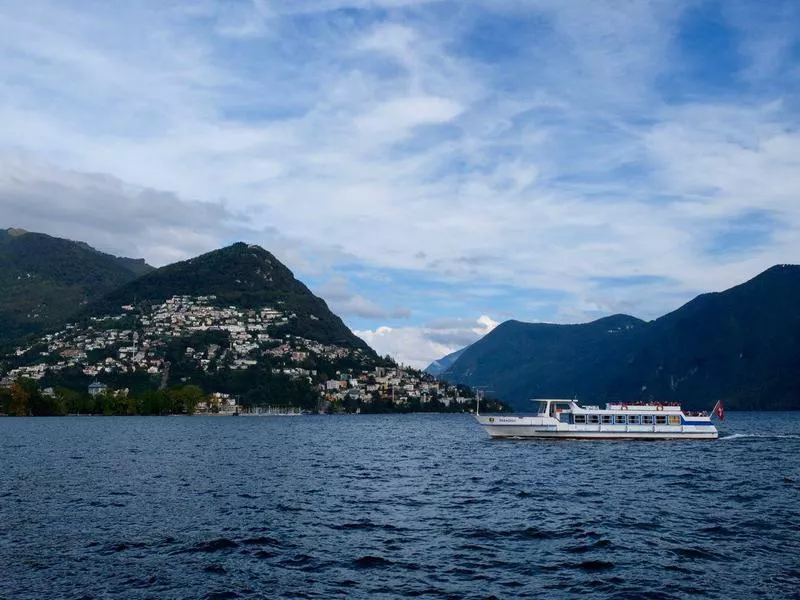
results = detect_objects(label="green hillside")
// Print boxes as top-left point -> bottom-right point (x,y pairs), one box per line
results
81,242 -> 371,351
0,229 -> 153,345
1,240 -> 480,414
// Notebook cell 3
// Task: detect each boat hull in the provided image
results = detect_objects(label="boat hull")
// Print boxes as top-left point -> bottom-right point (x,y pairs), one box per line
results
476,416 -> 718,440
480,427 -> 718,440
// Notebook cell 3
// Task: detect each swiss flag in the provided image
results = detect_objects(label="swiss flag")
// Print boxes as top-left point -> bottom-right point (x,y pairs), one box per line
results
712,400 -> 725,421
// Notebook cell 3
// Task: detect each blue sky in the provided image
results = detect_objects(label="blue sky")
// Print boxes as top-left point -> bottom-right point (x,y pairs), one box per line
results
0,0 -> 798,367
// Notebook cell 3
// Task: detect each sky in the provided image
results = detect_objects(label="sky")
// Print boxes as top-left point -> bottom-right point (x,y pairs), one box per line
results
1,0 -> 798,368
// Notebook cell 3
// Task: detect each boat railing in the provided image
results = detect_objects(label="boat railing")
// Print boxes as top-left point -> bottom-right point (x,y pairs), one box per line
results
606,401 -> 682,408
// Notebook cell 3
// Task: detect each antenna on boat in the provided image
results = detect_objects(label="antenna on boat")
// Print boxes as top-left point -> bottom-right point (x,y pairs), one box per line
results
474,385 -> 492,416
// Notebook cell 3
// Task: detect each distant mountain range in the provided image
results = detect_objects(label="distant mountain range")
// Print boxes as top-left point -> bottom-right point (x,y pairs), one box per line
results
0,228 -> 153,345
424,347 -> 466,377
432,265 -> 800,411
6,227 -> 798,413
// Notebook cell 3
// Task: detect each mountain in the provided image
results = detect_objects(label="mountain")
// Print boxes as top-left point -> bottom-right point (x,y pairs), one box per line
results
3,241 -> 491,415
0,228 -> 153,345
424,347 -> 467,376
604,264 -> 800,410
1,241 -> 376,407
81,242 -> 370,350
440,265 -> 800,411
441,314 -> 646,409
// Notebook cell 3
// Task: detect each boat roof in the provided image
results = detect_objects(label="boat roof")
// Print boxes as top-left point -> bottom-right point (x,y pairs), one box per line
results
530,398 -> 575,402
527,398 -> 686,412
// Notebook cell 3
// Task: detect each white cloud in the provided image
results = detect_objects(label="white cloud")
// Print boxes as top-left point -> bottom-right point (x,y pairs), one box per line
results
0,0 -> 799,366
0,154 -> 247,264
314,275 -> 411,320
212,0 -> 274,39
354,96 -> 463,141
475,315 -> 499,335
355,315 -> 498,369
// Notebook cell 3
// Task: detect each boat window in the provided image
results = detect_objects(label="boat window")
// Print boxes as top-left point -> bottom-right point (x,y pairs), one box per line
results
627,415 -> 640,425
641,415 -> 653,424
601,415 -> 612,424
668,415 -> 681,425
655,415 -> 667,425
574,415 -> 586,424
588,414 -> 600,424
614,415 -> 627,425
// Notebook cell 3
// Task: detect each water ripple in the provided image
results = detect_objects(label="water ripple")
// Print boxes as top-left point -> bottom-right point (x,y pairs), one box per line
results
1,412 -> 798,599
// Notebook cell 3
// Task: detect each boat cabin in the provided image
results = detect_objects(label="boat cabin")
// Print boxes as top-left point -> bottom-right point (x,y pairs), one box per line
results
531,398 -> 702,426
534,399 -> 576,422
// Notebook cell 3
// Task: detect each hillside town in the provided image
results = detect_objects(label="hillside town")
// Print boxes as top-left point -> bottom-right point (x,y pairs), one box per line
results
1,295 -> 484,415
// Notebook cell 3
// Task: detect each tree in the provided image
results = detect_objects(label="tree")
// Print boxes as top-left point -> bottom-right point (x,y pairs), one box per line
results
169,384 -> 204,414
183,385 -> 204,414
9,382 -> 29,416
137,389 -> 169,415
112,391 -> 129,416
55,387 -> 85,414
0,387 -> 12,414
99,390 -> 115,416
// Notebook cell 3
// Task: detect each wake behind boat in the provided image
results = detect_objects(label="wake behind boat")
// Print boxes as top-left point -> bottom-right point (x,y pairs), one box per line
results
475,398 -> 723,440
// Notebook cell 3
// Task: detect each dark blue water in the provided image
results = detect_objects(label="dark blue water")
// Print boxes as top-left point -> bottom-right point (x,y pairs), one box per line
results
1,413 -> 799,599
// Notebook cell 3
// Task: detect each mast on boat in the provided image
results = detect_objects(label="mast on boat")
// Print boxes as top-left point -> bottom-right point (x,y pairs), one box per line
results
475,386 -> 492,416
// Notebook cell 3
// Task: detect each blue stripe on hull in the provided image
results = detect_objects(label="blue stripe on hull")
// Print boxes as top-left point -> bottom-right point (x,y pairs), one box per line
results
485,431 -> 717,440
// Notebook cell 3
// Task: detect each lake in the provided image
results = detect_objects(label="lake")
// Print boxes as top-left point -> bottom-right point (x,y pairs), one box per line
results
1,413 -> 799,599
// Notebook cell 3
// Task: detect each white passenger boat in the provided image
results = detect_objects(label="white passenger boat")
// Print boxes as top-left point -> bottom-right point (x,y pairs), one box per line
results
475,398 -> 721,440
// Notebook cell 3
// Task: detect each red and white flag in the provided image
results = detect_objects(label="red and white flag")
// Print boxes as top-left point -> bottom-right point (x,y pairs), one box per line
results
712,400 -> 725,420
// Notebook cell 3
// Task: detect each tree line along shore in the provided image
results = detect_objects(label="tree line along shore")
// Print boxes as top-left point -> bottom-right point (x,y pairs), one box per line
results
0,378 -> 507,417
